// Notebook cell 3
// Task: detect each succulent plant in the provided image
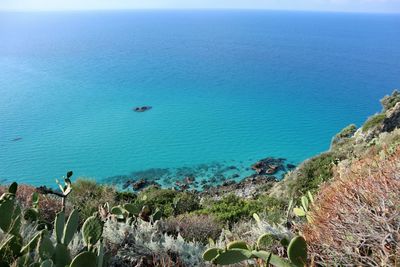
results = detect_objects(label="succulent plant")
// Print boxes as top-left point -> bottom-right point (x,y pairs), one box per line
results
0,177 -> 107,267
0,183 -> 22,236
202,235 -> 308,267
82,214 -> 103,247
293,191 -> 314,222
150,208 -> 162,222
111,202 -> 162,224
61,210 -> 80,246
24,192 -> 40,222
212,249 -> 253,265
287,236 -> 307,267
69,251 -> 97,267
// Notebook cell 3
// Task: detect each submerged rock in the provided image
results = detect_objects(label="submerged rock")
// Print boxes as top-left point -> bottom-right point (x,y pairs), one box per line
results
287,164 -> 296,170
133,106 -> 152,112
251,157 -> 286,175
130,178 -> 160,191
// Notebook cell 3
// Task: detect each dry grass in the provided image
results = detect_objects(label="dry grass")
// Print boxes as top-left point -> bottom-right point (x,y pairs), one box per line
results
159,214 -> 222,244
302,147 -> 400,266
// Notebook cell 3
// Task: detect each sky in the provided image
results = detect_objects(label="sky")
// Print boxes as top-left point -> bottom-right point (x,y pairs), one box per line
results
1,0 -> 400,13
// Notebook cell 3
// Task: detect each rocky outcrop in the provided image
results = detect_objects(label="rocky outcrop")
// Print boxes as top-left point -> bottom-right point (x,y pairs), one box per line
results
124,178 -> 160,191
251,157 -> 286,175
133,106 -> 152,112
382,102 -> 400,133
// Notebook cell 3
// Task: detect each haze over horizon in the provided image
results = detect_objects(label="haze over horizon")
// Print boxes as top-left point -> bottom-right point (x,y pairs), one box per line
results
1,0 -> 400,13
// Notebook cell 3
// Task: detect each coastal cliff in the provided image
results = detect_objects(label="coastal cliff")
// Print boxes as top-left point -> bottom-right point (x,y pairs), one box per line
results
1,90 -> 400,266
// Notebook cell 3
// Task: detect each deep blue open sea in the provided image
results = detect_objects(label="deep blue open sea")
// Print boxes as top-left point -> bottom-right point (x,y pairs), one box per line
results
0,10 -> 399,188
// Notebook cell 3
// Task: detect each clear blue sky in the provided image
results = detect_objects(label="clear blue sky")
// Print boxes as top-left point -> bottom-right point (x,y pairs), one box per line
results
1,0 -> 400,13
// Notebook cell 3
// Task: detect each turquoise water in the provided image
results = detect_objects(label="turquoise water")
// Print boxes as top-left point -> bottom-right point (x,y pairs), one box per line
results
0,11 -> 399,187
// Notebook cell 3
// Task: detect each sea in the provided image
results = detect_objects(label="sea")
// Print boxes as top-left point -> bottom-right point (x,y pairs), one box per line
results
0,10 -> 399,189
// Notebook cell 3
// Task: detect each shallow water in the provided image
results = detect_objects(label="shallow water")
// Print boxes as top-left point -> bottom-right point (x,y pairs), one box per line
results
0,10 -> 399,187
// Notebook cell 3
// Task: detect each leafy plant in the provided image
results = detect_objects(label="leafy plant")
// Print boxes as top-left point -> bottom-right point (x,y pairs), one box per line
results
202,235 -> 307,267
293,192 -> 314,222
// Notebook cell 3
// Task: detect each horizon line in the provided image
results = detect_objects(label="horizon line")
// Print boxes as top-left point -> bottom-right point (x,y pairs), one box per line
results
0,7 -> 400,15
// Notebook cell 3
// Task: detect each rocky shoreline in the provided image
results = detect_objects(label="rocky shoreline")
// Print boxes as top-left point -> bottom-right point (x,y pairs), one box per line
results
106,157 -> 295,198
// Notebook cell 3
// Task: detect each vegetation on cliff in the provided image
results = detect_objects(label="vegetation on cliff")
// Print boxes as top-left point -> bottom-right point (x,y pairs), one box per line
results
1,90 -> 400,266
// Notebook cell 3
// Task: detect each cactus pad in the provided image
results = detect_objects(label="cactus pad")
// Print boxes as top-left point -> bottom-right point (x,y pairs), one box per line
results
213,249 -> 252,265
82,215 -> 103,246
227,240 -> 248,250
202,248 -> 221,261
62,210 -> 79,246
287,236 -> 307,267
69,251 -> 97,267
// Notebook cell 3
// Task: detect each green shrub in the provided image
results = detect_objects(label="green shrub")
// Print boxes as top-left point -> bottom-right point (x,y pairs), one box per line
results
173,192 -> 200,215
289,152 -> 337,197
69,179 -> 116,222
380,89 -> 400,112
256,195 -> 287,224
198,194 -> 264,225
115,191 -> 137,203
362,113 -> 386,132
332,124 -> 357,145
136,186 -> 178,217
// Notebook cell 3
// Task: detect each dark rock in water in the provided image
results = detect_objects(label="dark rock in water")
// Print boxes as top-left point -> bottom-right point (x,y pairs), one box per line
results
251,157 -> 286,175
287,164 -> 296,170
133,106 -> 152,112
231,174 -> 240,179
183,176 -> 195,184
11,137 -> 22,142
222,180 -> 236,186
202,184 -> 211,190
221,165 -> 238,172
123,180 -> 133,189
131,178 -> 160,191
132,179 -> 147,190
179,184 -> 189,190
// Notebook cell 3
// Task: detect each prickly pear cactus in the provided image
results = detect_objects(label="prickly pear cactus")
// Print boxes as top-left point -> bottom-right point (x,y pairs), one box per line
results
287,236 -> 307,267
0,191 -> 22,235
213,249 -> 253,265
69,251 -> 97,267
202,248 -> 221,261
54,211 -> 66,244
24,193 -> 40,222
38,233 -> 55,260
40,259 -> 55,267
53,243 -> 72,267
0,234 -> 22,261
82,215 -> 103,247
62,210 -> 79,246
227,240 -> 248,250
151,209 -> 162,222
123,203 -> 142,216
111,205 -> 126,220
